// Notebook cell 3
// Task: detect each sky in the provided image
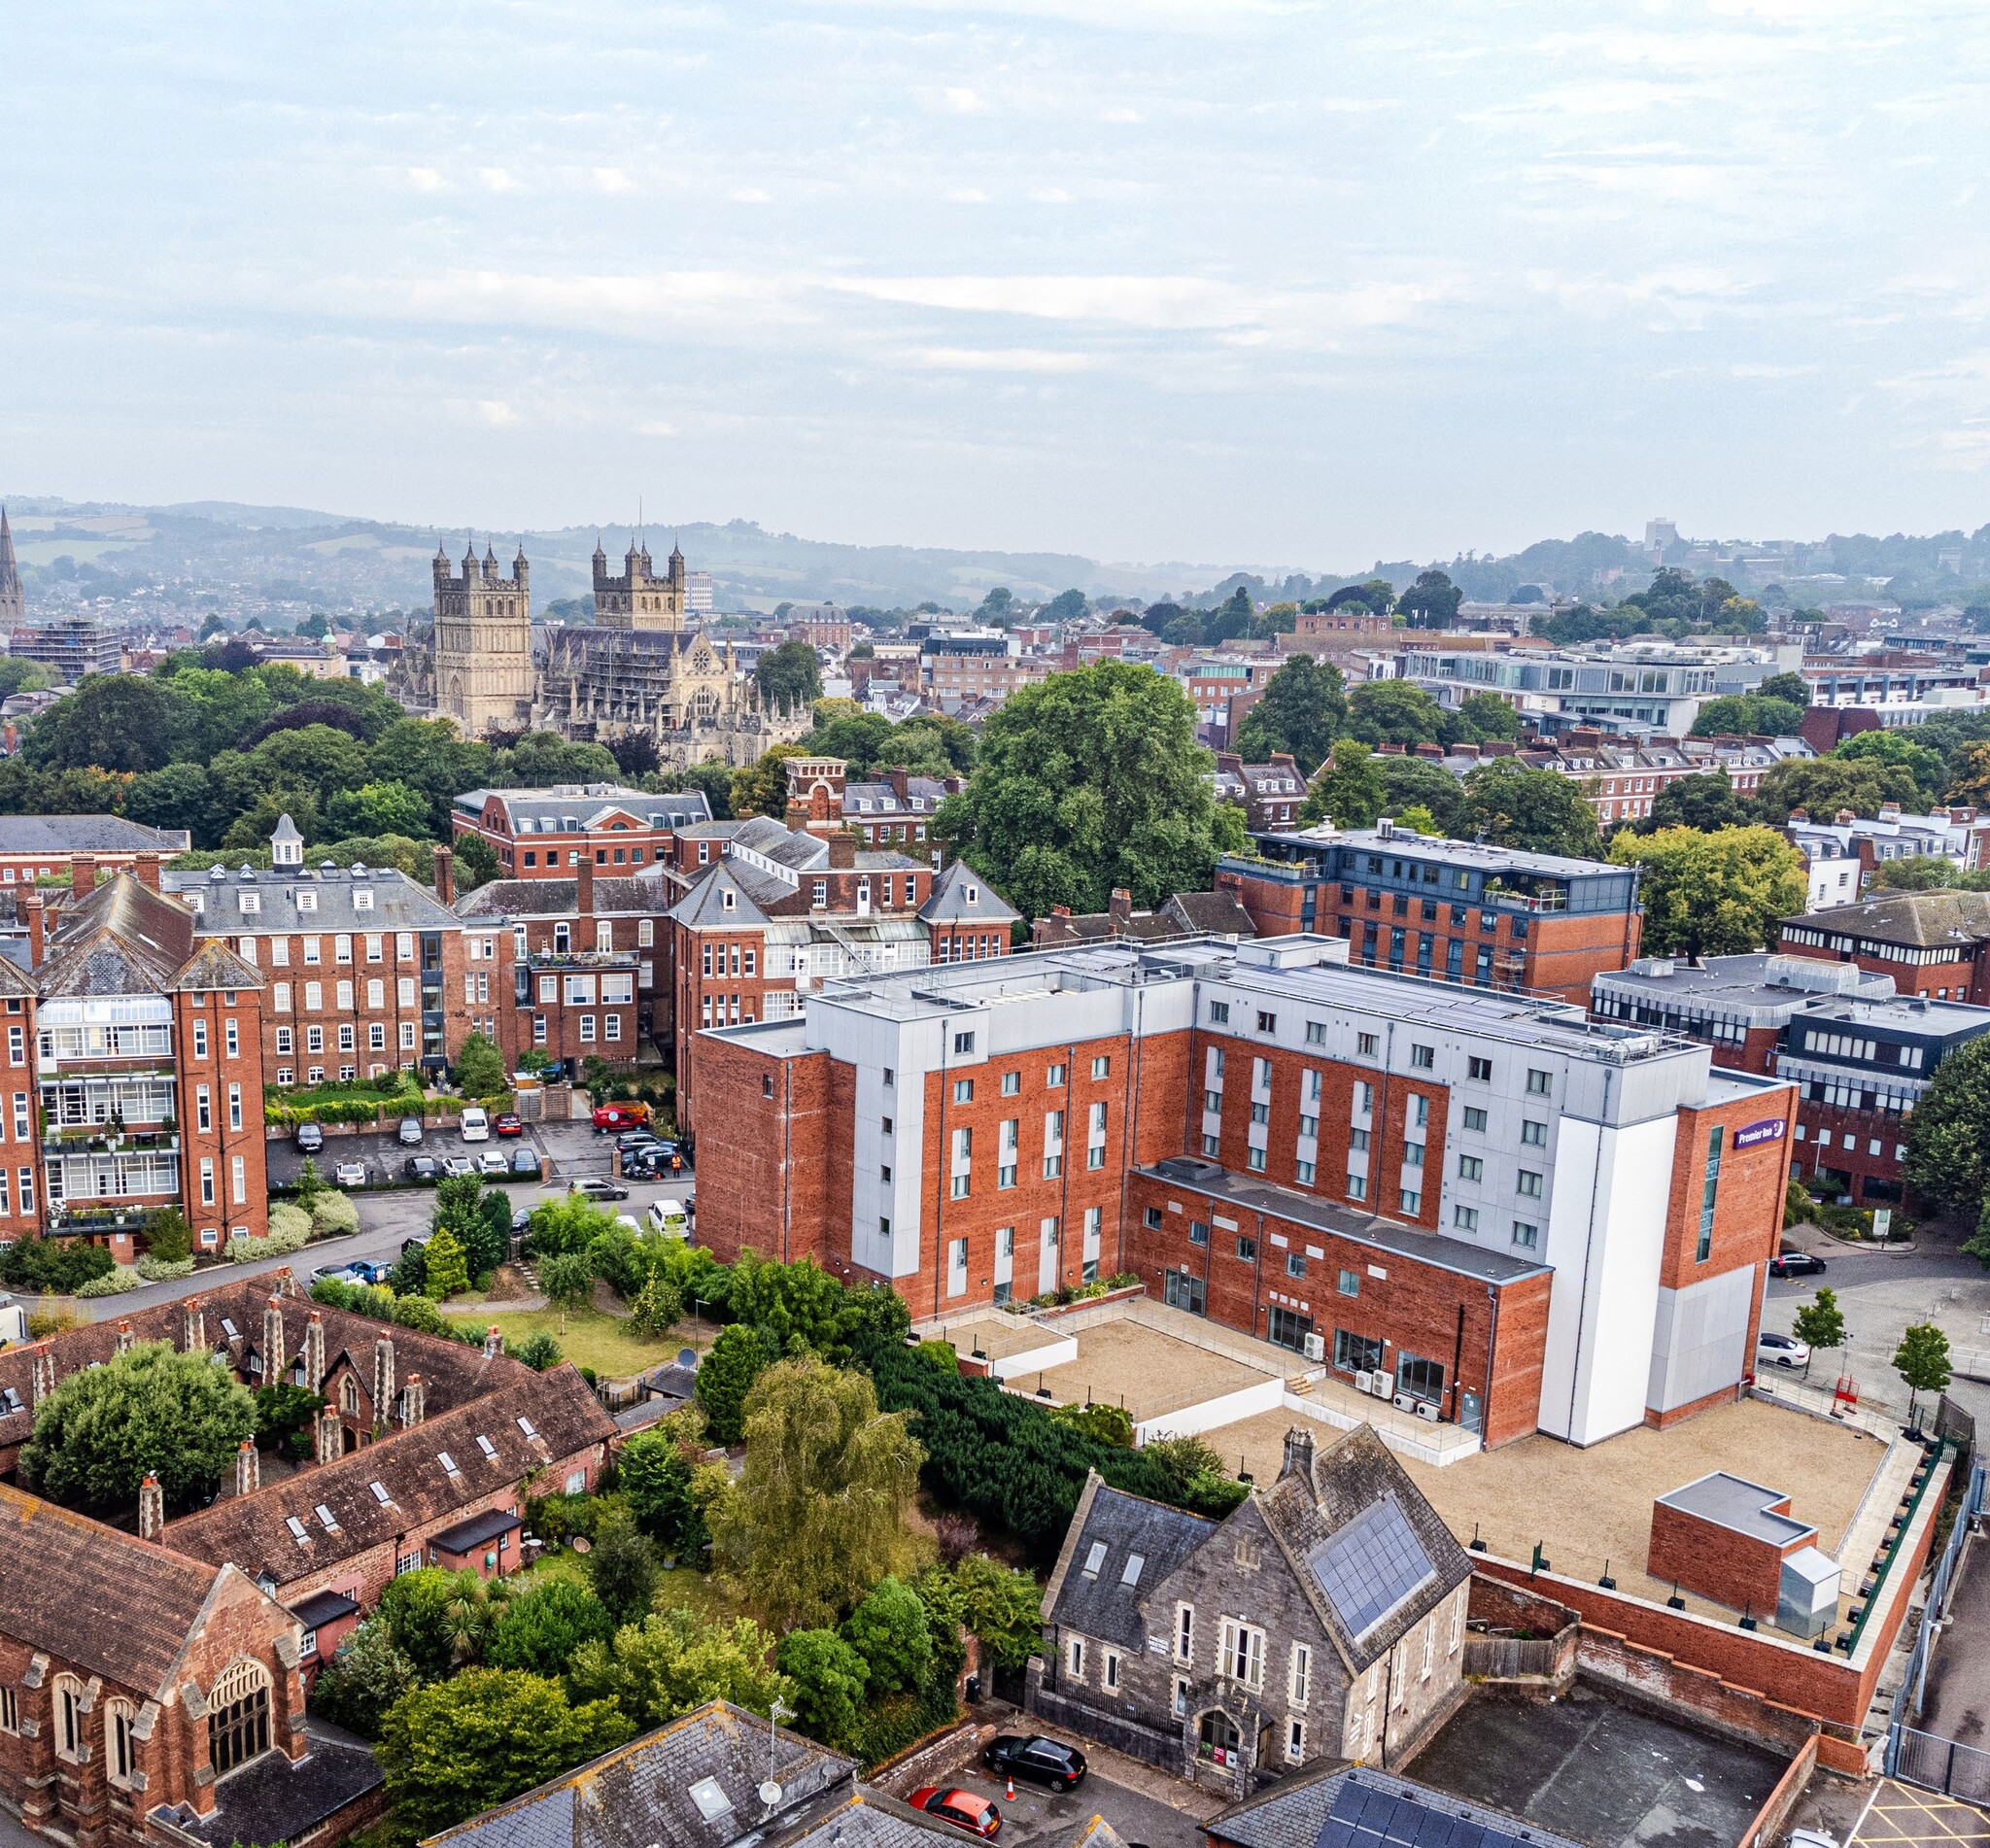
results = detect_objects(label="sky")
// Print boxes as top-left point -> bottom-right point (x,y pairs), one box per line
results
4,0 -> 1989,571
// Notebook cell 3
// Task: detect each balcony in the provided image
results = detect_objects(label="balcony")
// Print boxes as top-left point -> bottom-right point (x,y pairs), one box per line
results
48,1198 -> 180,1234
523,949 -> 639,970
42,1125 -> 180,1156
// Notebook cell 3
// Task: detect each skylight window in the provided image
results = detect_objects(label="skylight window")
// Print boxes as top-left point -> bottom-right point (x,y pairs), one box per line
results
297,891 -> 317,911
286,1516 -> 310,1543
315,1503 -> 340,1532
221,1318 -> 239,1339
1120,1553 -> 1145,1587
476,1435 -> 498,1459
354,890 -> 374,910
369,1481 -> 393,1505
437,1452 -> 459,1474
516,1416 -> 538,1439
1082,1541 -> 1108,1580
688,1778 -> 734,1822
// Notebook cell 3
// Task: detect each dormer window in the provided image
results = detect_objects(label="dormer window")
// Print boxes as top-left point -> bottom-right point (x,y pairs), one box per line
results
238,891 -> 259,913
722,890 -> 736,912
297,892 -> 317,912
354,890 -> 374,911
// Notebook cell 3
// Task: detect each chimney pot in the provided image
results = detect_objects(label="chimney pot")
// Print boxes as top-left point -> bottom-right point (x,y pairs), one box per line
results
235,1438 -> 259,1498
432,842 -> 455,906
138,1473 -> 164,1542
1108,888 -> 1134,923
826,831 -> 857,871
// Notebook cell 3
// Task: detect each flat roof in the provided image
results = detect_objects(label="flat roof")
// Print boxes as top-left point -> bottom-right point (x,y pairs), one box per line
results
1596,955 -> 1990,1036
1325,826 -> 1630,881
429,1507 -> 523,1553
1658,1471 -> 1815,1547
1137,1158 -> 1552,1285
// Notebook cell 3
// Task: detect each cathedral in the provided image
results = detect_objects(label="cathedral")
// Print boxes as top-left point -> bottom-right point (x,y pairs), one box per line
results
408,536 -> 803,768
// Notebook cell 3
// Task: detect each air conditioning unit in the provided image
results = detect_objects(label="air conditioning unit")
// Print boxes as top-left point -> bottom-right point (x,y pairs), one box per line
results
1371,1374 -> 1393,1399
1354,1370 -> 1374,1394
1303,1333 -> 1325,1362
1414,1401 -> 1439,1423
1392,1392 -> 1418,1414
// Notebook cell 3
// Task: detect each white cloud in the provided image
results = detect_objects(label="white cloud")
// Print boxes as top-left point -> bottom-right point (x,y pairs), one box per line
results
407,168 -> 444,192
943,86 -> 986,112
913,346 -> 1089,370
731,188 -> 772,203
476,400 -> 520,428
478,169 -> 518,192
593,168 -> 633,193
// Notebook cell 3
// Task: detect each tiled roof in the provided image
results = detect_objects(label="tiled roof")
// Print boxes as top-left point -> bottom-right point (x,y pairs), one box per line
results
669,864 -> 780,929
0,816 -> 189,853
163,864 -> 463,936
1784,889 -> 1990,949
1206,1762 -> 1585,1848
1041,1475 -> 1218,1653
167,1365 -> 613,1588
454,876 -> 657,921
37,873 -> 234,996
1162,891 -> 1255,938
0,1482 -> 226,1696
919,861 -> 1019,924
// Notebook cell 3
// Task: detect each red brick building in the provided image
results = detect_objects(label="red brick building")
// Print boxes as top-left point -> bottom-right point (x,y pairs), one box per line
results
1213,752 -> 1307,832
691,935 -> 1794,1449
0,817 -> 189,888
778,757 -> 962,853
1777,888 -> 1990,1006
449,781 -> 712,879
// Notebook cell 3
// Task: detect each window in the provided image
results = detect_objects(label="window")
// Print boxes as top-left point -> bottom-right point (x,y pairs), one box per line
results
1219,1619 -> 1265,1689
1347,1174 -> 1366,1200
1521,1119 -> 1547,1146
1188,1218 -> 1209,1246
1354,1080 -> 1373,1115
54,1675 -> 85,1761
1067,1637 -> 1085,1680
1256,1010 -> 1277,1034
1454,1205 -> 1479,1231
1458,1153 -> 1483,1181
1527,1068 -> 1553,1095
1001,1070 -> 1020,1096
1103,1650 -> 1121,1692
193,1020 -> 209,1059
1290,1643 -> 1314,1707
953,1031 -> 976,1055
205,1659 -> 271,1776
1338,1268 -> 1358,1296
107,1698 -> 137,1787
1173,1676 -> 1190,1717
1176,1605 -> 1194,1662
1335,1328 -> 1384,1373
1092,1055 -> 1110,1078
1467,1055 -> 1492,1080
1296,1158 -> 1316,1184
1403,1141 -> 1424,1168
0,1686 -> 15,1732
1286,1718 -> 1305,1763
1046,1062 -> 1066,1086
1287,1251 -> 1307,1279
1410,1043 -> 1433,1069
1697,1125 -> 1724,1261
1305,1021 -> 1325,1045
1398,1188 -> 1421,1215
1236,1234 -> 1256,1260
1513,1219 -> 1539,1249
1209,1000 -> 1230,1024
1356,1032 -> 1379,1057
1350,1127 -> 1369,1152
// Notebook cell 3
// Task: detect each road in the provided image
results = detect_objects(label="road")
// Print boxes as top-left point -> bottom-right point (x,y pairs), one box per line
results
64,1118 -> 698,1319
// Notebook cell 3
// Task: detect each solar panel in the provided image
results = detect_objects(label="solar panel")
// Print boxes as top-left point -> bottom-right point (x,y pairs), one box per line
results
1316,1777 -> 1529,1848
1307,1498 -> 1435,1640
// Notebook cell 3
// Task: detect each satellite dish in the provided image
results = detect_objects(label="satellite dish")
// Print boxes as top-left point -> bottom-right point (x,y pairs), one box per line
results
759,1782 -> 784,1810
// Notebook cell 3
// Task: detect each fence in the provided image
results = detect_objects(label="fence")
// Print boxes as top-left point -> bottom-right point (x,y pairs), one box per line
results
1461,1626 -> 1577,1683
1885,1455 -> 1988,1795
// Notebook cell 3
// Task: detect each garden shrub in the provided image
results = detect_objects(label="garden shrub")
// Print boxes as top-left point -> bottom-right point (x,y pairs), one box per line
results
75,1265 -> 141,1298
0,1235 -> 116,1294
136,1254 -> 195,1283
311,1191 -> 360,1237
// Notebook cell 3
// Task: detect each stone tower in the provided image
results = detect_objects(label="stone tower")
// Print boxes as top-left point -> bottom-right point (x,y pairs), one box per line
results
0,508 -> 24,626
592,533 -> 688,632
431,538 -> 535,738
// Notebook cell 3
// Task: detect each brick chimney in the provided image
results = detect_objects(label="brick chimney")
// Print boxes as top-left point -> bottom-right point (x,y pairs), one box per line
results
115,1318 -> 134,1354
30,1344 -> 53,1409
1109,888 -> 1134,925
316,1403 -> 343,1464
23,894 -> 45,970
432,842 -> 455,906
262,1296 -> 286,1384
576,851 -> 594,919
138,1473 -> 163,1541
133,851 -> 160,894
184,1297 -> 205,1352
1279,1425 -> 1317,1484
401,1373 -> 426,1428
373,1336 -> 395,1420
301,1312 -> 326,1392
71,854 -> 97,902
484,1325 -> 504,1358
235,1439 -> 259,1498
827,831 -> 857,871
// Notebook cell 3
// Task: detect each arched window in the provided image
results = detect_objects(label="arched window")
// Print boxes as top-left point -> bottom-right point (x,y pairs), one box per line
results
52,1675 -> 85,1762
340,1376 -> 360,1416
206,1660 -> 270,1776
1198,1708 -> 1240,1766
105,1698 -> 137,1788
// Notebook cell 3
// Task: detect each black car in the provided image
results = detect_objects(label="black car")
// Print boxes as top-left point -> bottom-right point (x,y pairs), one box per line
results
1768,1250 -> 1827,1280
402,1154 -> 440,1181
982,1735 -> 1086,1792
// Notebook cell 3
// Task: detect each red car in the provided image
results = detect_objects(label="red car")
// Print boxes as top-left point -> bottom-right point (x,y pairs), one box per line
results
592,1101 -> 651,1132
494,1112 -> 524,1139
907,1791 -> 1001,1839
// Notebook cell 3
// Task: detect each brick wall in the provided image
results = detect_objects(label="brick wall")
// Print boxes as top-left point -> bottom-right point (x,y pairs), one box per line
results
174,984 -> 271,1248
1646,1498 -> 1801,1619
689,1038 -> 840,1268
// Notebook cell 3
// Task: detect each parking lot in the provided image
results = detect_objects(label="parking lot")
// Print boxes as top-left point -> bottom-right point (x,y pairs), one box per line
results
908,1758 -> 1208,1848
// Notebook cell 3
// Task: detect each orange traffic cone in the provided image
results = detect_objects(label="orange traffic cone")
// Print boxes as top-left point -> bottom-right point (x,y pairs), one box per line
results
1005,1775 -> 1015,1801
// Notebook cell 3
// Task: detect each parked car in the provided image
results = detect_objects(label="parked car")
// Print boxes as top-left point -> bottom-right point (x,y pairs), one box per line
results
592,1101 -> 651,1133
647,1198 -> 690,1238
477,1148 -> 510,1176
906,1791 -> 1001,1839
333,1160 -> 368,1188
441,1154 -> 475,1178
294,1123 -> 324,1153
343,1259 -> 387,1285
495,1112 -> 524,1139
460,1107 -> 491,1143
310,1261 -> 360,1285
570,1178 -> 629,1201
1757,1330 -> 1810,1369
981,1736 -> 1086,1793
615,1129 -> 663,1152
1768,1250 -> 1827,1280
397,1116 -> 425,1146
510,1147 -> 541,1176
400,1232 -> 431,1254
511,1208 -> 534,1235
402,1154 -> 440,1181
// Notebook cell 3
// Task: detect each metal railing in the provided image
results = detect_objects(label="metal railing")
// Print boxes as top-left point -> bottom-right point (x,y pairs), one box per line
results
1886,1455 -> 1987,1791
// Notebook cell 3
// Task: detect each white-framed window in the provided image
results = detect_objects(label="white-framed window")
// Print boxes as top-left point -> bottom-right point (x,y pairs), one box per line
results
1103,1649 -> 1121,1692
1219,1618 -> 1265,1689
53,1673 -> 85,1762
1421,1619 -> 1434,1680
1176,1604 -> 1194,1662
1173,1674 -> 1189,1717
1288,1641 -> 1311,1707
106,1697 -> 137,1788
1066,1636 -> 1085,1681
1286,1717 -> 1305,1763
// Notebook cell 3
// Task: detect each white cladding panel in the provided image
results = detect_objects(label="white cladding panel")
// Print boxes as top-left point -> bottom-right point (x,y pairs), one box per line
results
1647,1263 -> 1759,1415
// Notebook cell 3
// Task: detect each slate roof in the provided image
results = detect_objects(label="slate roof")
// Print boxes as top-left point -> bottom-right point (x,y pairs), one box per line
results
0,815 -> 189,854
162,863 -> 463,936
1162,891 -> 1256,938
176,1718 -> 384,1848
454,876 -> 657,922
1041,1475 -> 1218,1652
289,1588 -> 361,1629
34,873 -> 261,998
432,1506 -> 525,1553
669,862 -> 784,928
423,1699 -> 869,1848
456,785 -> 712,834
168,1364 -> 613,1588
1205,1762 -> 1585,1848
0,1483 -> 232,1696
919,860 -> 1019,925
1783,889 -> 1990,950
1257,1426 -> 1474,1672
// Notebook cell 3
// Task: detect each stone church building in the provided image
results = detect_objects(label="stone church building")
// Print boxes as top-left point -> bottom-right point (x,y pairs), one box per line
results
409,536 -> 804,769
1029,1425 -> 1473,1795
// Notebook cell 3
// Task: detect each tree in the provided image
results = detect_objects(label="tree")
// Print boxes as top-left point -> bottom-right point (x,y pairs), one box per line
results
949,1555 -> 1045,1669
1759,671 -> 1810,709
145,1206 -> 192,1263
423,1228 -> 471,1301
541,1251 -> 596,1332
1451,691 -> 1522,743
706,1353 -> 925,1631
1754,755 -> 1921,825
1870,856 -> 1970,892
526,1192 -> 622,1258
589,1510 -> 661,1624
731,744 -> 806,820
1461,759 -> 1601,859
1894,1323 -> 1952,1419
1836,731 -> 1948,806
757,640 -> 825,715
1396,568 -> 1461,629
1790,1287 -> 1846,1380
25,676 -> 177,773
254,1383 -> 325,1453
1639,770 -> 1750,836
777,1627 -> 868,1743
1966,1195 -> 1990,1271
669,757 -> 737,821
1231,655 -> 1346,775
630,1269 -> 683,1336
309,1617 -> 417,1738
486,1577 -> 616,1676
1904,1035 -> 1990,1217
934,662 -> 1228,919
1346,680 -> 1447,748
620,1423 -> 709,1556
1948,741 -> 1990,807
1379,756 -> 1467,836
1205,587 -> 1255,644
454,1030 -> 506,1095
1042,589 -> 1088,623
1300,739 -> 1385,829
566,1607 -> 791,1732
376,1669 -> 633,1838
376,1566 -> 505,1676
841,1576 -> 933,1694
1324,578 -> 1395,615
324,778 -> 431,839
1688,695 -> 1805,739
1607,826 -> 1808,957
19,1341 -> 255,1516
728,1249 -> 865,1356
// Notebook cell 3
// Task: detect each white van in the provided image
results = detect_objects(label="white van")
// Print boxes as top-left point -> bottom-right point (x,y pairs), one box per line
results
459,1107 -> 491,1143
647,1198 -> 690,1239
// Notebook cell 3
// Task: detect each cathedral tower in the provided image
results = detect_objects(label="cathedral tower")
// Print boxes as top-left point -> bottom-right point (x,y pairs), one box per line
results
592,532 -> 688,631
0,508 -> 24,626
430,538 -> 534,737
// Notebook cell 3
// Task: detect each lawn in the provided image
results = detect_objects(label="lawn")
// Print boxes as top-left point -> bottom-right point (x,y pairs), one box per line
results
440,1303 -> 702,1380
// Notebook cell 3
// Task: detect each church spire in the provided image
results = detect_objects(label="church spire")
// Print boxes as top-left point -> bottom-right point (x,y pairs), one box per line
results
0,507 -> 23,626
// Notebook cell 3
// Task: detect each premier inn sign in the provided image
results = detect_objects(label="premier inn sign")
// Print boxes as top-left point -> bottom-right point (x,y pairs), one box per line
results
1733,1117 -> 1788,1150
